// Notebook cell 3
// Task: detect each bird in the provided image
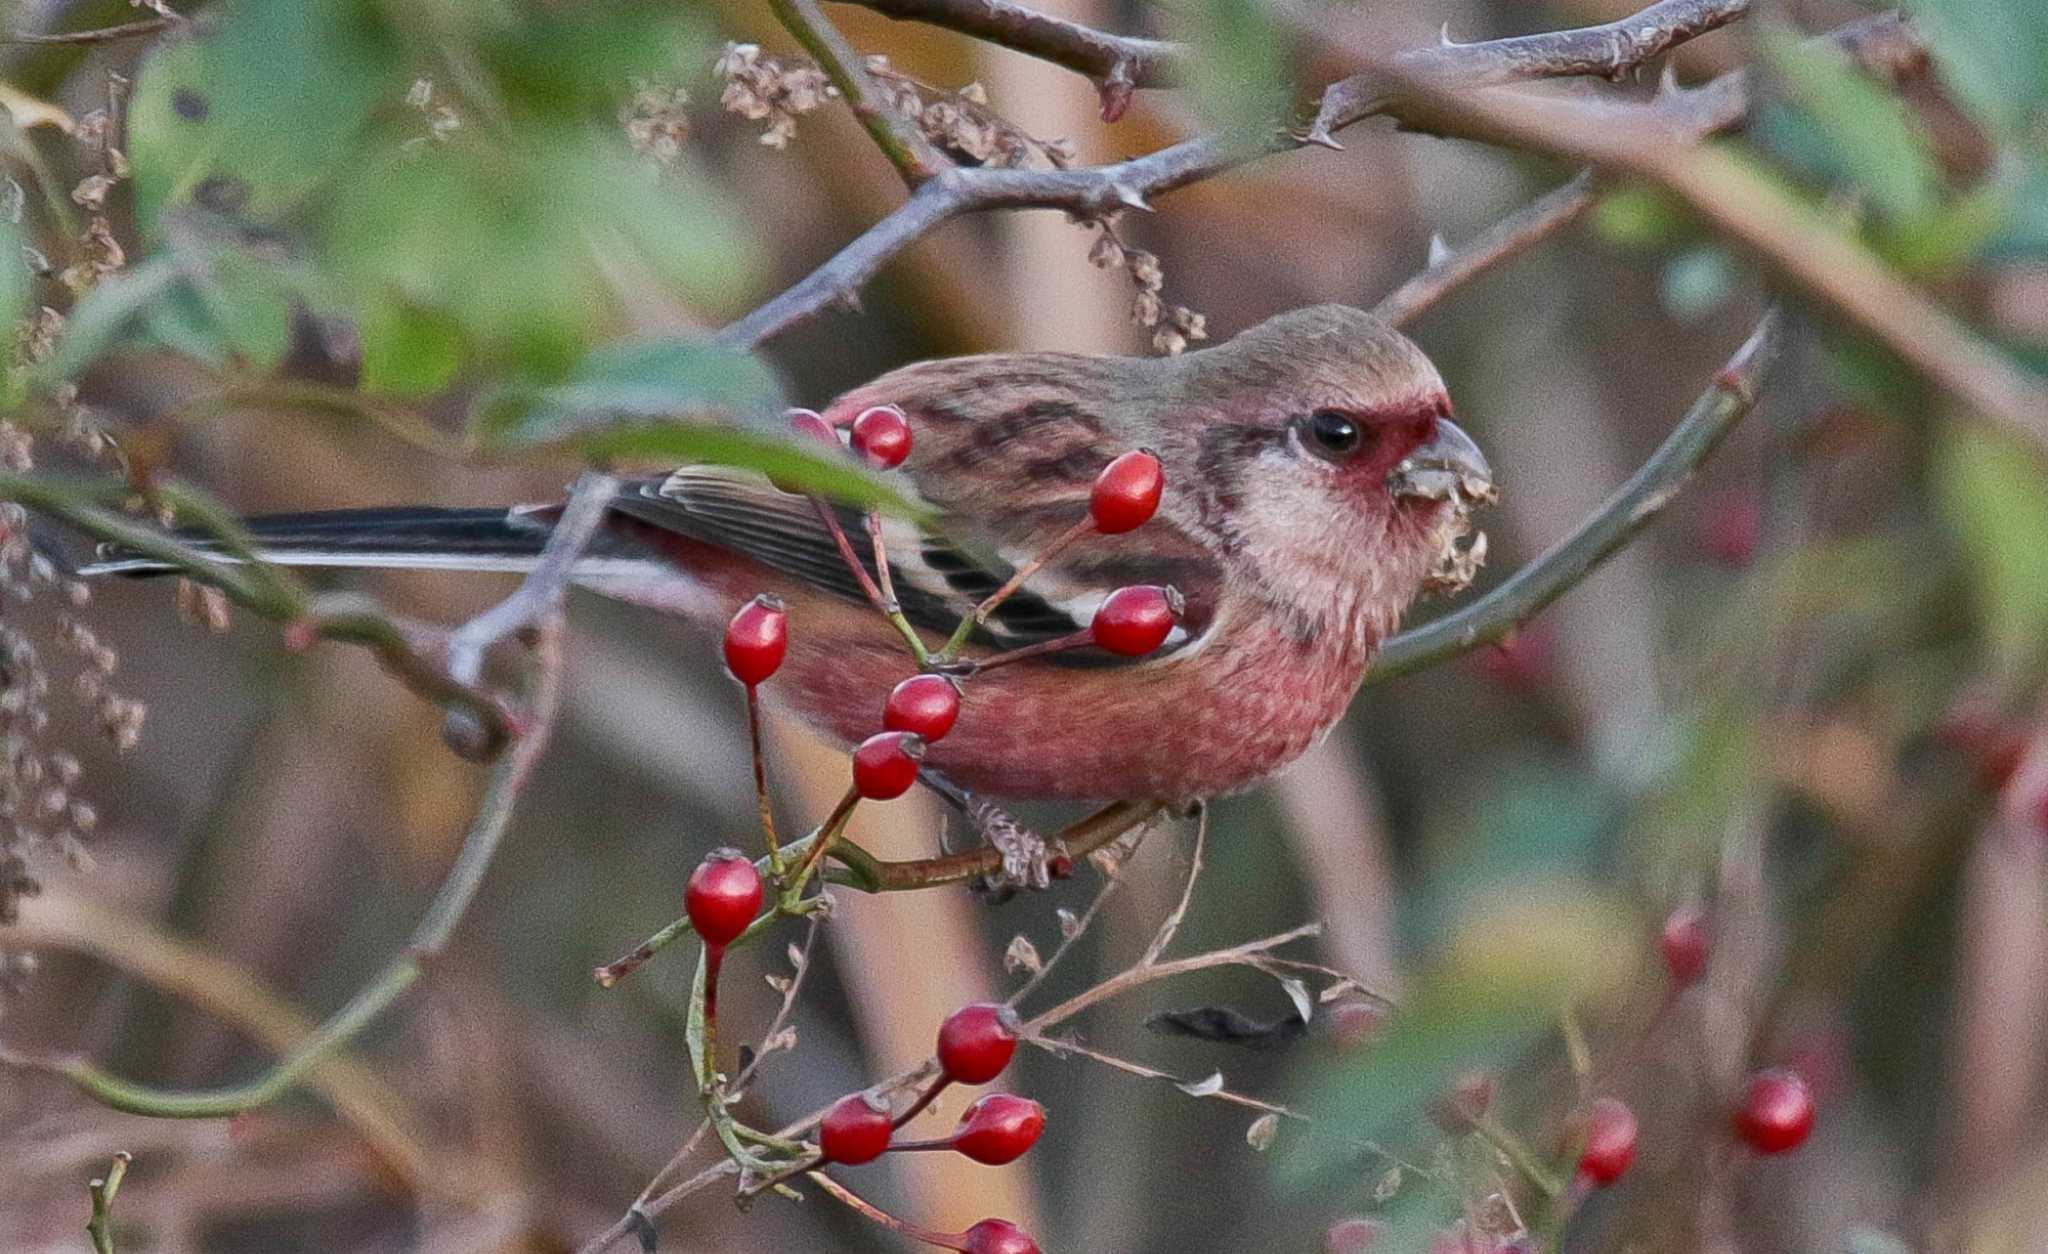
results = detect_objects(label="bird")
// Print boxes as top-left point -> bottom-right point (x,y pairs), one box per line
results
85,305 -> 1493,879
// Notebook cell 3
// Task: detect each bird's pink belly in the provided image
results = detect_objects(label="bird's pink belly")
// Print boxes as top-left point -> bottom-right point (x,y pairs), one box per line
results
782,626 -> 1364,803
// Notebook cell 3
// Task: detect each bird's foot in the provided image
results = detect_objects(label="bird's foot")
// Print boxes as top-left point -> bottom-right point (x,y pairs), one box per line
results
967,798 -> 1071,897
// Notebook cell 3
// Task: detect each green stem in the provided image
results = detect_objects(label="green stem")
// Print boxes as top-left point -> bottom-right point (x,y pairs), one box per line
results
85,1151 -> 130,1254
1472,1116 -> 1564,1199
38,621 -> 563,1118
1368,308 -> 1783,683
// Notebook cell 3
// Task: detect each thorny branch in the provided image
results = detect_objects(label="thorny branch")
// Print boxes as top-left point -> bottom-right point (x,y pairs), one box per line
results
717,5 -> 1911,351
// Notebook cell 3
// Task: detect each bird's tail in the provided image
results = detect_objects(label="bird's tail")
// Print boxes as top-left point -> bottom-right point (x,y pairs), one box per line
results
77,506 -> 569,577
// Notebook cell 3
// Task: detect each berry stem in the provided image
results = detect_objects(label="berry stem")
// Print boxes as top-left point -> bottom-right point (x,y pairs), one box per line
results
810,499 -> 931,663
701,943 -> 728,1084
806,1171 -> 960,1248
591,913 -> 695,988
943,629 -> 1094,676
1471,1114 -> 1564,1198
783,787 -> 862,903
745,685 -> 785,875
686,945 -> 782,1174
890,1076 -> 951,1130
935,516 -> 1092,662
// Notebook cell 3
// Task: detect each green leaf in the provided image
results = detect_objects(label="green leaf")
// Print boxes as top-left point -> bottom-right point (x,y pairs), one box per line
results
0,213 -> 26,328
326,140 -> 761,371
359,300 -> 468,397
473,338 -> 784,444
41,253 -> 191,383
127,0 -> 399,233
570,422 -> 927,517
1933,425 -> 2048,670
1758,25 -> 1944,226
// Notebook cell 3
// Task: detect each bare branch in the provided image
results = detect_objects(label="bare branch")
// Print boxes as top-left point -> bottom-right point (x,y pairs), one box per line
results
833,0 -> 1182,118
1379,43 -> 2048,444
0,17 -> 175,46
1369,308 -> 1785,682
720,3 -> 1894,351
1027,1034 -> 1302,1119
1372,171 -> 1598,329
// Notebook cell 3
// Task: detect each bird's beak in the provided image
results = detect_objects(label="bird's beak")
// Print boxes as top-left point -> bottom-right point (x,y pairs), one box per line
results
1389,417 -> 1497,507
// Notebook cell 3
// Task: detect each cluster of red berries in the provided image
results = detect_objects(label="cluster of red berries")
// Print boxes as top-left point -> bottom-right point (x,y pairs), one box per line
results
815,1002 -> 1043,1251
766,407 -> 1179,805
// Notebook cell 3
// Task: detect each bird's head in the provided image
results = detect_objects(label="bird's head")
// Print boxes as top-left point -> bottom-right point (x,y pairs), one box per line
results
1155,304 -> 1496,642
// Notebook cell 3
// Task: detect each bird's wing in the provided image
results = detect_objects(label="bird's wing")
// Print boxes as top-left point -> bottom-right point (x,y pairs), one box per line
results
602,389 -> 1212,655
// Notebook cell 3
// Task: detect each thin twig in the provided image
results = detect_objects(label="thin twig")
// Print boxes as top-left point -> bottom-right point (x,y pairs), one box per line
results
582,916 -> 1338,1251
1003,828 -> 1145,1009
85,1151 -> 130,1254
1369,307 -> 1785,682
836,0 -> 1184,101
1380,50 -> 2048,445
1028,1034 -> 1302,1119
0,474 -> 518,748
0,17 -> 175,45
1019,921 -> 1325,1036
445,471 -> 616,688
769,0 -> 950,185
1139,802 -> 1204,967
1372,171 -> 1599,329
8,616 -> 567,1118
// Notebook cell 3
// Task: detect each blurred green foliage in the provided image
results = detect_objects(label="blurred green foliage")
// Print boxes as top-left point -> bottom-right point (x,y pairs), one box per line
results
28,0 -> 916,498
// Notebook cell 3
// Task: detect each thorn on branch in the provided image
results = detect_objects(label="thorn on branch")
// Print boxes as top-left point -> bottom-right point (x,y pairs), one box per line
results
1097,63 -> 1136,123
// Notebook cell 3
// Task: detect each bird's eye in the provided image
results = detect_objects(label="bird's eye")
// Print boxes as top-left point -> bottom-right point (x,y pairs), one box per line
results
1298,410 -> 1368,462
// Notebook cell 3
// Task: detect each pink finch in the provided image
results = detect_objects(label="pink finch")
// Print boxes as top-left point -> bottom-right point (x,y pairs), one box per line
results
89,305 -> 1492,806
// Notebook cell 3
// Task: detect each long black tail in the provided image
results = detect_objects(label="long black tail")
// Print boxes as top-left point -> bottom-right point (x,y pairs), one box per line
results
78,506 -> 560,577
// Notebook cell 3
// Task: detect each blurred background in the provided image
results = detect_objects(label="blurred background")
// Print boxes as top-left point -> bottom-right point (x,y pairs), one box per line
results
2,0 -> 2046,1250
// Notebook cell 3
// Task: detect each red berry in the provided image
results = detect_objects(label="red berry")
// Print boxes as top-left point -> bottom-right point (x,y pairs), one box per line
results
1090,450 -> 1164,534
1701,490 -> 1761,566
850,404 -> 912,470
851,730 -> 924,800
1089,585 -> 1181,657
1324,1218 -> 1383,1253
1936,696 -> 2030,790
883,674 -> 961,742
1577,1096 -> 1637,1186
820,1091 -> 893,1165
774,409 -> 845,493
1658,905 -> 1711,987
1734,1068 -> 1815,1154
723,594 -> 788,687
950,1093 -> 1044,1164
1427,1071 -> 1494,1133
1473,625 -> 1554,692
788,407 -> 839,446
960,1219 -> 1039,1254
684,849 -> 762,947
1325,999 -> 1385,1052
937,1002 -> 1019,1085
